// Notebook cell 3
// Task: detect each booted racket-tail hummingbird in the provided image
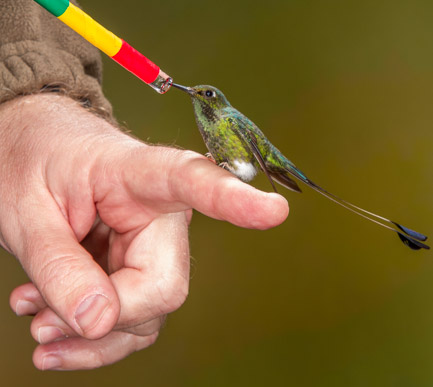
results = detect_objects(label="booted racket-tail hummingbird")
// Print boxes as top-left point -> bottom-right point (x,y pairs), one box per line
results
172,83 -> 429,250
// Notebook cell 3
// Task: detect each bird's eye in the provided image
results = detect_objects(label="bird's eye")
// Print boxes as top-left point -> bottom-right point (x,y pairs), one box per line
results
205,90 -> 214,98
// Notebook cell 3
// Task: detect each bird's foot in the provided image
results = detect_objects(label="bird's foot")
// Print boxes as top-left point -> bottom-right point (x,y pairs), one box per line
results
218,161 -> 230,171
205,153 -> 216,164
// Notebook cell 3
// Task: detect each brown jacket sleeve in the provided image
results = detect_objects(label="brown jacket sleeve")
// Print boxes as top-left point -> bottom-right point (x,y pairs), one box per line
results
0,0 -> 112,117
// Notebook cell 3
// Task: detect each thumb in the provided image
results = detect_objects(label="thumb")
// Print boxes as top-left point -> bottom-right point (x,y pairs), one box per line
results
11,198 -> 120,340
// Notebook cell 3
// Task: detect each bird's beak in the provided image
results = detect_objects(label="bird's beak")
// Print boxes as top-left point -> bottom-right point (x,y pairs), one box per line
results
171,83 -> 194,95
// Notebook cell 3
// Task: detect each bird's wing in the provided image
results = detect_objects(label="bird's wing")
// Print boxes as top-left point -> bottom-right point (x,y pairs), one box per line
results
225,111 -> 301,192
242,127 -> 279,193
223,113 -> 278,192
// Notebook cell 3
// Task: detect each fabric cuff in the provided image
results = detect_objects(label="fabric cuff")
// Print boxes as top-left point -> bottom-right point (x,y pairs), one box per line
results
0,40 -> 112,118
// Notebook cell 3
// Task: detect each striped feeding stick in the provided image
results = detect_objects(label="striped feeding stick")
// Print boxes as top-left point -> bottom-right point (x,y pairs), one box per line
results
33,0 -> 173,94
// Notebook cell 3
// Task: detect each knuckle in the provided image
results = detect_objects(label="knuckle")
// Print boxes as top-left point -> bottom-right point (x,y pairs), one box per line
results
145,331 -> 159,347
89,347 -> 106,369
156,274 -> 189,315
135,331 -> 159,351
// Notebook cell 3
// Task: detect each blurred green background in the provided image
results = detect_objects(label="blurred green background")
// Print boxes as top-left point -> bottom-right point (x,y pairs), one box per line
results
1,0 -> 433,385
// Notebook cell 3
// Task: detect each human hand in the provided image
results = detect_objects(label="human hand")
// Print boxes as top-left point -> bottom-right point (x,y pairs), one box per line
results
1,93 -> 288,370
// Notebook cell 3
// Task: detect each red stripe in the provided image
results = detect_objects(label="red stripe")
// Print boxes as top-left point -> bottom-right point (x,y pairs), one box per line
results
112,40 -> 160,84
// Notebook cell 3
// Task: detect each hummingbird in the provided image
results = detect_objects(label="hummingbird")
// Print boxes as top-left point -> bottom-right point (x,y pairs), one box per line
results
171,83 -> 429,250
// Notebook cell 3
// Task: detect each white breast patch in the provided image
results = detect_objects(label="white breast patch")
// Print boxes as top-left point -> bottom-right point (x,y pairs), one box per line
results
232,160 -> 257,182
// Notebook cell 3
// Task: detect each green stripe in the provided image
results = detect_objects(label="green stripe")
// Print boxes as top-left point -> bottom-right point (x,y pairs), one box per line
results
34,0 -> 69,17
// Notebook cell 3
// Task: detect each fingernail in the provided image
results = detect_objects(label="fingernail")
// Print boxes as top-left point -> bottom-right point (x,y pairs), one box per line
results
74,294 -> 109,334
38,326 -> 66,344
41,355 -> 62,370
16,300 -> 39,316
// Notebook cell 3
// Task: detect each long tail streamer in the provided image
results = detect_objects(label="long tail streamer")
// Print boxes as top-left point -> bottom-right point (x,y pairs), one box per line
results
285,165 -> 429,250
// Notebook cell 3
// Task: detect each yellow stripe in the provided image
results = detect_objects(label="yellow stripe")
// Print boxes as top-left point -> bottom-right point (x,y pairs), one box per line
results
58,3 -> 122,57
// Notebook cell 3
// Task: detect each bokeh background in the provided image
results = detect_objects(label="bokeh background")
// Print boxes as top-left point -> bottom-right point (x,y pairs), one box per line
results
1,0 -> 433,385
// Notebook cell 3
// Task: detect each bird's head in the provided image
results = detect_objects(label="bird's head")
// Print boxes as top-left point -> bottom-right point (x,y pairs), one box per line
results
172,83 -> 231,122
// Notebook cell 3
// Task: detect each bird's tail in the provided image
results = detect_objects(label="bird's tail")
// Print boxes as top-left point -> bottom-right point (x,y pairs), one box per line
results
279,159 -> 429,250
